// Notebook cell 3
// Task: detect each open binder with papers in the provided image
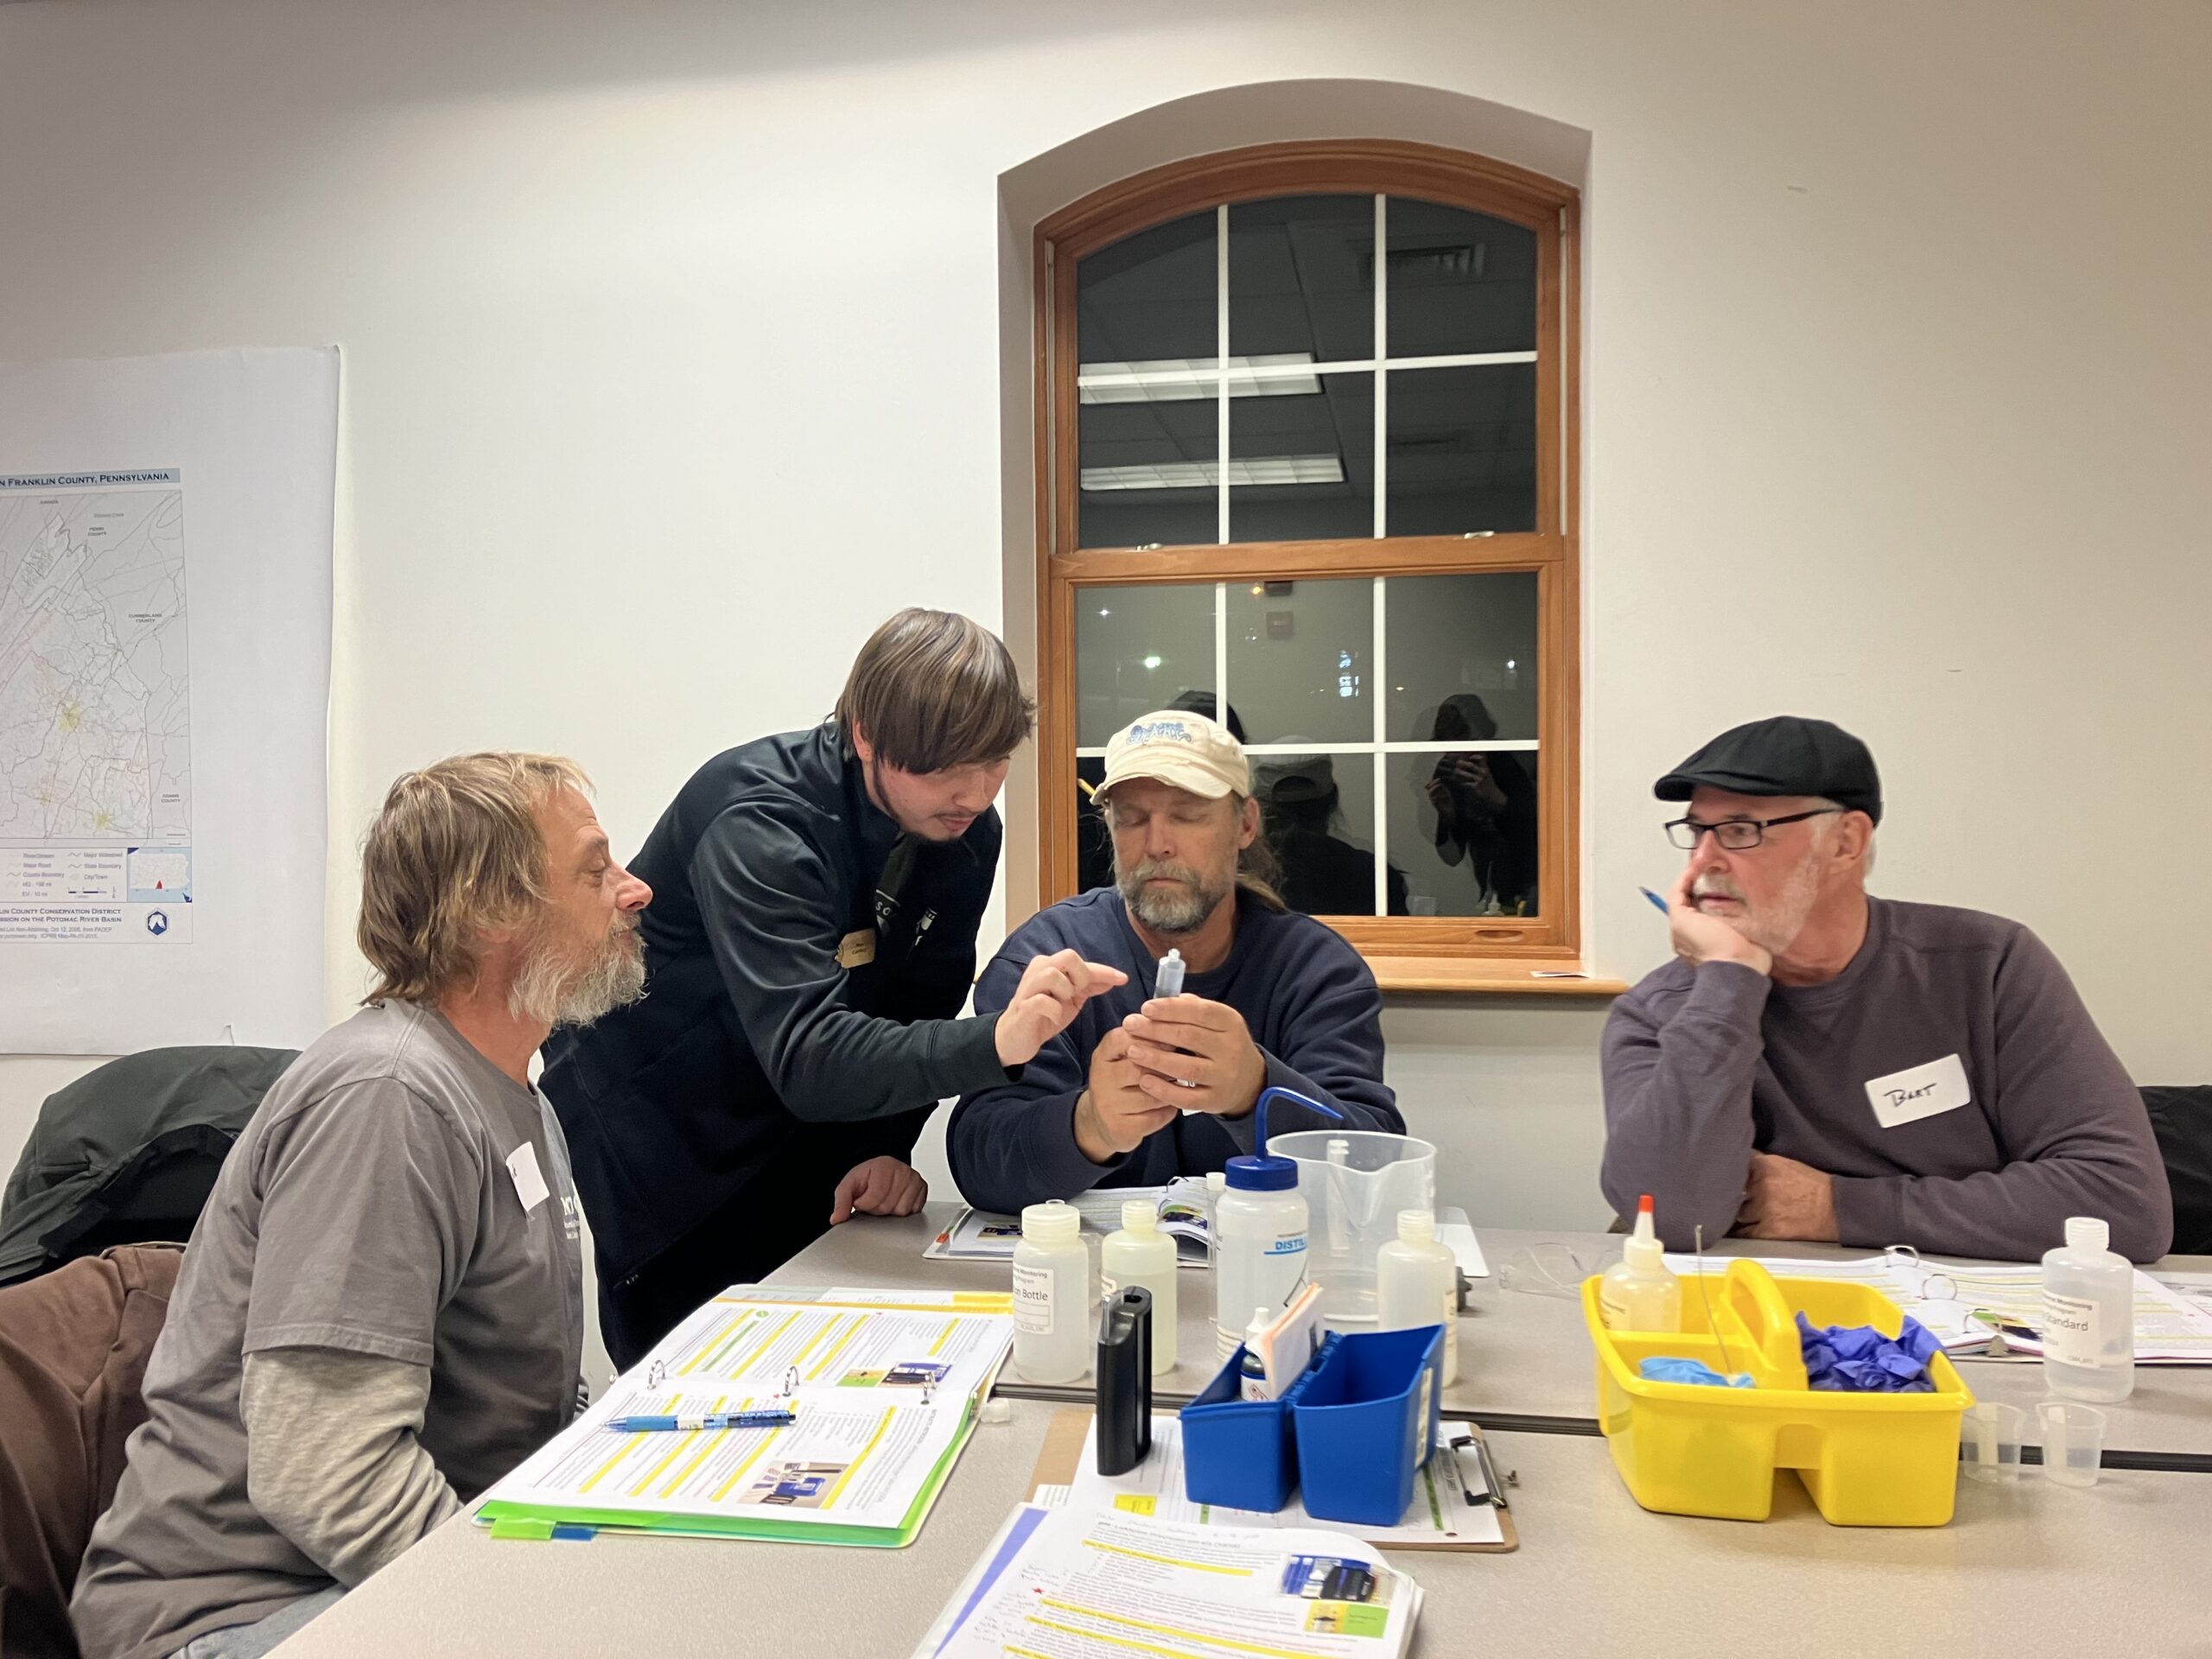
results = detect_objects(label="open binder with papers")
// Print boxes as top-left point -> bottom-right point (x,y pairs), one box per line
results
475,1287 -> 1013,1547
914,1503 -> 1426,1659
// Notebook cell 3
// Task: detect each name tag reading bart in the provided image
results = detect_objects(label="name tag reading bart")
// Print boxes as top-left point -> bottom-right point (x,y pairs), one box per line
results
836,928 -> 878,969
1864,1053 -> 1972,1130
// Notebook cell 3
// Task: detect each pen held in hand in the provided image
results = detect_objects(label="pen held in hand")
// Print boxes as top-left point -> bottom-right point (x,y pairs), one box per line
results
1638,886 -> 1670,915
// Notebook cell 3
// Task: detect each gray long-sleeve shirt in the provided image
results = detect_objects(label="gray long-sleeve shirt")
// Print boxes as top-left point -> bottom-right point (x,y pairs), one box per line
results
1599,896 -> 2172,1262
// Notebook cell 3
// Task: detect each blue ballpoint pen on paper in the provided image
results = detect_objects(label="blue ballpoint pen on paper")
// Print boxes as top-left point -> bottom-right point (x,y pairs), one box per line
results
609,1408 -> 795,1433
1638,887 -> 1670,915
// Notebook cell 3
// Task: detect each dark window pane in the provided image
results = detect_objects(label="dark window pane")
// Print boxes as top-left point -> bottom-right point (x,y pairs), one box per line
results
1383,364 -> 1537,535
1225,577 -> 1372,746
1391,747 -> 1540,918
1384,199 -> 1537,359
1073,582 -> 1217,747
1228,371 -> 1373,544
1384,572 -> 1539,745
1254,750 -> 1404,918
1078,374 -> 1217,549
1228,194 -> 1374,362
1077,210 -> 1217,365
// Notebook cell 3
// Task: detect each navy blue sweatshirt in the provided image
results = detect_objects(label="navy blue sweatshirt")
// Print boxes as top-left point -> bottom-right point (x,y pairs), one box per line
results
948,888 -> 1400,1214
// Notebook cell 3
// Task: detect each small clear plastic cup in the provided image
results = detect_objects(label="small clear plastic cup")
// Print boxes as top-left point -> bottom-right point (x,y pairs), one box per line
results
2037,1402 -> 2108,1489
1961,1402 -> 2027,1483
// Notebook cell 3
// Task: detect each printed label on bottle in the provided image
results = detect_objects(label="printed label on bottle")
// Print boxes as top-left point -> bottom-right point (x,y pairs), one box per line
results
1442,1284 -> 1460,1374
1263,1230 -> 1308,1257
2042,1289 -> 2101,1369
1012,1262 -> 1054,1335
1599,1288 -> 1630,1332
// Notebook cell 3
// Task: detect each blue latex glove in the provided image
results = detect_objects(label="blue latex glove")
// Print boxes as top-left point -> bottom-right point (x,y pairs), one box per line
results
1797,1313 -> 1943,1392
1638,1357 -> 1755,1389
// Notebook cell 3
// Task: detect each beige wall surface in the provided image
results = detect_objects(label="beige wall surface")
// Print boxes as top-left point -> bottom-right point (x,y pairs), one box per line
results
3,0 -> 2209,1278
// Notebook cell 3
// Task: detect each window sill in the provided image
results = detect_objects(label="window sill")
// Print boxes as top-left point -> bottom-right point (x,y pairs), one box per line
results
1365,958 -> 1630,996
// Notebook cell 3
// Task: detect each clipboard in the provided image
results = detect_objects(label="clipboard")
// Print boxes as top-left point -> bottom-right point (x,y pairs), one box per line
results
1027,1408 -> 1518,1554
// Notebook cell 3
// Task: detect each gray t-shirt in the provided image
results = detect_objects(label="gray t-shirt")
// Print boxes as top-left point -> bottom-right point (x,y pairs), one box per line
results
1599,897 -> 2173,1262
72,1001 -> 584,1659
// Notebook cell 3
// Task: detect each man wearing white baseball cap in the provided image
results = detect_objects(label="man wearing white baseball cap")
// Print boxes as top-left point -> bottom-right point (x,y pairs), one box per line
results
948,710 -> 1400,1214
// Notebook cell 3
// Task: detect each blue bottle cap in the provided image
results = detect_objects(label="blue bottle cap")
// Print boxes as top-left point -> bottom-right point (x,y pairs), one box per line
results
1224,1154 -> 1297,1191
1223,1086 -> 1344,1193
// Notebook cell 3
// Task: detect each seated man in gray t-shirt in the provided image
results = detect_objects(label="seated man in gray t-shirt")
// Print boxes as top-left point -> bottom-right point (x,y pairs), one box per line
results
1601,716 -> 2171,1264
73,753 -> 653,1659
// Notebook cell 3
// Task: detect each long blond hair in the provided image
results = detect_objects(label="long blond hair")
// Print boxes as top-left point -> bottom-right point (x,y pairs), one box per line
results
356,752 -> 591,1004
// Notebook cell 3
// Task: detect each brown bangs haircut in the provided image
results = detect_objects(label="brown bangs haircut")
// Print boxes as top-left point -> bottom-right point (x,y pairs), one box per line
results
836,608 -> 1034,772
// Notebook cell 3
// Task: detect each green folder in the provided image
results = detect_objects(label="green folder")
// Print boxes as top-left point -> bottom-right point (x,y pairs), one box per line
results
477,1395 -> 981,1548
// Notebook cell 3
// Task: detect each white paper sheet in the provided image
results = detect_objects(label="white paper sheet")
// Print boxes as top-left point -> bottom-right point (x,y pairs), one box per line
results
1050,1414 -> 1503,1548
918,1503 -> 1423,1659
1668,1252 -> 2212,1363
0,348 -> 335,1051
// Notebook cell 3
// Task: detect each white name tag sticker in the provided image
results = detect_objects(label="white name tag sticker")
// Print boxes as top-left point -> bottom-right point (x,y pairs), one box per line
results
1865,1053 -> 1972,1130
505,1141 -> 551,1212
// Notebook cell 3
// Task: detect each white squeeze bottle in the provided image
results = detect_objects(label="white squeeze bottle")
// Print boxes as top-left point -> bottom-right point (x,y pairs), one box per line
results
1100,1198 -> 1179,1375
1215,1090 -> 1342,1357
2042,1216 -> 2135,1403
1599,1194 -> 1682,1333
1012,1200 -> 1090,1383
1376,1209 -> 1460,1384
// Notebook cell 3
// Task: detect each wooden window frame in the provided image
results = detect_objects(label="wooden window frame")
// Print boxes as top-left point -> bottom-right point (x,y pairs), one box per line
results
1033,141 -> 1586,992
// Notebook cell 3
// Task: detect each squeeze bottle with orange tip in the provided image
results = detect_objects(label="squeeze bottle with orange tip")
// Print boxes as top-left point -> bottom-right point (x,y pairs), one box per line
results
1599,1194 -> 1682,1333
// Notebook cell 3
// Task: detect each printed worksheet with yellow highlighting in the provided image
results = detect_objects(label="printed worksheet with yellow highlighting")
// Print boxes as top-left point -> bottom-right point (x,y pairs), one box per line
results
477,1291 -> 1014,1545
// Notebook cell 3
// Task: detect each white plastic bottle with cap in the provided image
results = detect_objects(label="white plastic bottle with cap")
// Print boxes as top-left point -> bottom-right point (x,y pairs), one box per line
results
1376,1209 -> 1459,1383
1599,1194 -> 1682,1333
1100,1198 -> 1179,1374
1238,1306 -> 1274,1402
2042,1216 -> 2135,1403
1215,1087 -> 1344,1357
1012,1200 -> 1090,1383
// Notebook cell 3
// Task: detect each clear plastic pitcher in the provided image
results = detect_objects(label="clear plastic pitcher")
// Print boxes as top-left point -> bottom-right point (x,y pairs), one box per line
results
1269,1130 -> 1438,1324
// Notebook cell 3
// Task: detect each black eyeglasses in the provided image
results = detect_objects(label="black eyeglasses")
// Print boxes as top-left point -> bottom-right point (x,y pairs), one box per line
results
1663,807 -> 1840,851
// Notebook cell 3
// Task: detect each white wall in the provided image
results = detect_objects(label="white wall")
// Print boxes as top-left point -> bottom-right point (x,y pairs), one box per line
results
4,0 -> 2210,1261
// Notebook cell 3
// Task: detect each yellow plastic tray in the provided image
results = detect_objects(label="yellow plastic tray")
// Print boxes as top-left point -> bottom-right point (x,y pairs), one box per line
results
1583,1260 -> 1974,1526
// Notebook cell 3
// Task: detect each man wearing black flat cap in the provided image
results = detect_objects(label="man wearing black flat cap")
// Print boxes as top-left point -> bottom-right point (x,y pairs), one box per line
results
1599,715 -> 2171,1262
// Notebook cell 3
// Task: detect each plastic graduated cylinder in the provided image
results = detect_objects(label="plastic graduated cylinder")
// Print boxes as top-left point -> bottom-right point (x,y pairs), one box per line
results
1214,1086 -> 1344,1353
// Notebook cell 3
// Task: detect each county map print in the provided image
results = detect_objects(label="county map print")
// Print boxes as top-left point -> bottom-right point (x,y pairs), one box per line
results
0,480 -> 193,842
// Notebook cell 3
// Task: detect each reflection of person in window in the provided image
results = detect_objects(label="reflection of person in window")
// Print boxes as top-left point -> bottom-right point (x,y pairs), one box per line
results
1254,749 -> 1408,917
1425,694 -> 1537,912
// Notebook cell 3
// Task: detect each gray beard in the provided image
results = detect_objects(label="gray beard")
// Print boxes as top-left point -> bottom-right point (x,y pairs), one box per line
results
1118,860 -> 1231,935
509,927 -> 647,1028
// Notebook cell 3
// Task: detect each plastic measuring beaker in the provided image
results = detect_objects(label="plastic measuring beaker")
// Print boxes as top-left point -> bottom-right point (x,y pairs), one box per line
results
1268,1129 -> 1437,1324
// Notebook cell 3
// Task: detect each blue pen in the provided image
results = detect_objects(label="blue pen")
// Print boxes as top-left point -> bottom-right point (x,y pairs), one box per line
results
609,1408 -> 795,1433
1638,886 -> 1670,915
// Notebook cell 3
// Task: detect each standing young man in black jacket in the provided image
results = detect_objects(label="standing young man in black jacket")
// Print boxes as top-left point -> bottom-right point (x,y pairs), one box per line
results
543,610 -> 1122,1368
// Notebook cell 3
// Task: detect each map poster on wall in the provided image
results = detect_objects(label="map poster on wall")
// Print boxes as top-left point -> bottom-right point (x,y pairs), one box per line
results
0,349 -> 335,1052
1,470 -> 196,944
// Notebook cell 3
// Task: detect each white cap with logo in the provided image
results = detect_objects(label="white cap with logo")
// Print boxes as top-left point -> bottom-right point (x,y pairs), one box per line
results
1095,709 -> 1251,802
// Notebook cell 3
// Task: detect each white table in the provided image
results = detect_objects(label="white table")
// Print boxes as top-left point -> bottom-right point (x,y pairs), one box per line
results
270,1399 -> 2212,1657
771,1208 -> 2212,1465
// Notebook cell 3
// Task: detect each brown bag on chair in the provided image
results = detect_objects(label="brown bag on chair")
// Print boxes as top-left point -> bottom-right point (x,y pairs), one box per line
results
0,1243 -> 184,1659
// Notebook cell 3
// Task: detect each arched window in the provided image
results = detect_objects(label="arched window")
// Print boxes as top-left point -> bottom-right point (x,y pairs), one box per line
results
1033,141 -> 1583,987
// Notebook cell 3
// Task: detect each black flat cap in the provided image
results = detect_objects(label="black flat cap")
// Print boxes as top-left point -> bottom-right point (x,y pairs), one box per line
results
1654,716 -> 1882,823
